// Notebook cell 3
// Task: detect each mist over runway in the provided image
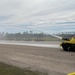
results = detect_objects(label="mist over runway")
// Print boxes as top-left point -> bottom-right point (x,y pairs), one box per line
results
0,40 -> 60,48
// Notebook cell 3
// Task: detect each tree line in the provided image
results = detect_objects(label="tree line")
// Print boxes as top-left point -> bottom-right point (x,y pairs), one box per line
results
0,31 -> 75,41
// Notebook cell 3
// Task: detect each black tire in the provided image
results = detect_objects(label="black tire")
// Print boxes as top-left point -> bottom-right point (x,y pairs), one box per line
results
62,43 -> 70,51
61,43 -> 75,51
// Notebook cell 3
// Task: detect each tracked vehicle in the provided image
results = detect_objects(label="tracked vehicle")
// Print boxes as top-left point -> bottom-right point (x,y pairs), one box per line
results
60,36 -> 75,51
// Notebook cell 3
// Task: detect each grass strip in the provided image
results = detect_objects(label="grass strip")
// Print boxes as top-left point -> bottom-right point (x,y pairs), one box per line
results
0,62 -> 48,75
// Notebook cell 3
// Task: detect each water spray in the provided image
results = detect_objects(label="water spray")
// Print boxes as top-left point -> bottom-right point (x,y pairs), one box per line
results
0,25 -> 62,39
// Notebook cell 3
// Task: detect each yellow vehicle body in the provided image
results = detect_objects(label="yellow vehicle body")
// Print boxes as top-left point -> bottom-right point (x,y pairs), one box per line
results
60,37 -> 75,51
67,72 -> 75,75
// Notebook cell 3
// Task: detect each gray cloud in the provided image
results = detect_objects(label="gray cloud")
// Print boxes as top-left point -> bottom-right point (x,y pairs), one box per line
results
0,0 -> 75,33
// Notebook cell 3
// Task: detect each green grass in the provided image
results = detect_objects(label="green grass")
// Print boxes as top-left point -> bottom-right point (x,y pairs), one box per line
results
0,62 -> 48,75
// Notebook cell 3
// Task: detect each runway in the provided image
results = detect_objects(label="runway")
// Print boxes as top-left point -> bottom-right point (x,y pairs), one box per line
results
0,41 -> 75,75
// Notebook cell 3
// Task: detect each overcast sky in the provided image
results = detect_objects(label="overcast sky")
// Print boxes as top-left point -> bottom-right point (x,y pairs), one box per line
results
0,0 -> 75,33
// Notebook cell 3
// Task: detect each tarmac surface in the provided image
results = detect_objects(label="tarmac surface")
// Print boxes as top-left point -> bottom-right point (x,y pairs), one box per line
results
0,41 -> 75,75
